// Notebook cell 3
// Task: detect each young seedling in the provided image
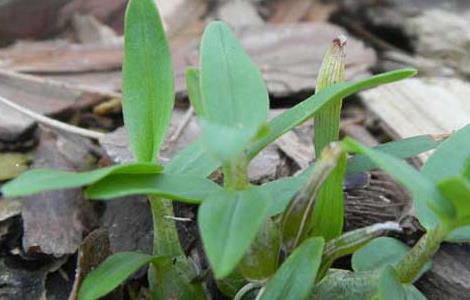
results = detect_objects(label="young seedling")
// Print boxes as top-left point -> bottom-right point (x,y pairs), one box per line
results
2,0 -> 463,298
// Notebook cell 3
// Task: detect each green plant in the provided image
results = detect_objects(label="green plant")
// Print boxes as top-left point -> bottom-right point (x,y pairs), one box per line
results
2,0 -> 467,299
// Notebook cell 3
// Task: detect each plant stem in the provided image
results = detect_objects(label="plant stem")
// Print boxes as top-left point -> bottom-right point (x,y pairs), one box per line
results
394,224 -> 449,283
223,156 -> 249,190
148,196 -> 184,257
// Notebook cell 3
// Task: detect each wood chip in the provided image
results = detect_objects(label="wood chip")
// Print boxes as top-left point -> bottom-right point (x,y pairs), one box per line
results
361,78 -> 470,138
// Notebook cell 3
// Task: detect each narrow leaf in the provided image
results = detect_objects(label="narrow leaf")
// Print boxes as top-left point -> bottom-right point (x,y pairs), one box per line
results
85,173 -> 222,204
198,187 -> 271,278
185,67 -> 205,117
247,69 -> 416,160
123,0 -> 174,162
342,138 -> 454,229
1,163 -> 162,197
314,36 -> 346,155
422,124 -> 470,183
78,252 -> 154,300
281,144 -> 343,253
259,237 -> 324,300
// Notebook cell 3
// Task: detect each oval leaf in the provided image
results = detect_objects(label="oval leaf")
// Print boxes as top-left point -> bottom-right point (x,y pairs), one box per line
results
259,237 -> 324,300
78,252 -> 154,300
1,163 -> 162,197
198,187 -> 271,278
123,0 -> 174,162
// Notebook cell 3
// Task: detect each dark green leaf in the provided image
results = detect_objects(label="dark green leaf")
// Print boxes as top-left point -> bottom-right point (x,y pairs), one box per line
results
123,0 -> 174,162
281,145 -> 343,253
342,138 -> 454,229
239,218 -> 280,281
378,266 -> 407,300
85,173 -> 222,204
200,21 -> 269,132
216,271 -> 247,297
438,177 -> 470,226
422,124 -> 470,183
198,187 -> 271,278
1,163 -> 162,197
259,237 -> 324,300
185,67 -> 204,117
148,256 -> 205,300
247,69 -> 416,160
78,252 -> 154,300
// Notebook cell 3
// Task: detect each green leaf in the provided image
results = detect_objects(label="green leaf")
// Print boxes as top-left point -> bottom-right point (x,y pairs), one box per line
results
259,237 -> 324,300
422,124 -> 470,183
1,163 -> 162,197
85,173 -> 222,204
185,67 -> 205,117
310,151 -> 347,241
347,135 -> 442,175
247,69 -> 416,160
239,218 -> 280,281
352,237 -> 409,273
281,145 -> 344,253
312,269 -> 377,300
148,256 -> 205,300
123,0 -> 174,162
166,69 -> 417,181
464,159 -> 470,179
200,21 -> 269,133
198,187 -> 271,278
78,252 -> 154,300
342,138 -> 454,229
378,266 -> 407,300
438,177 -> 470,226
165,139 -> 219,177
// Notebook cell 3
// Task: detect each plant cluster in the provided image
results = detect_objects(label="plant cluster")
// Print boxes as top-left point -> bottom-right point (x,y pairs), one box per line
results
2,0 -> 470,299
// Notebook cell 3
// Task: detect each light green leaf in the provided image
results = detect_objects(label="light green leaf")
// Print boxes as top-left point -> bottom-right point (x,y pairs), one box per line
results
78,252 -> 154,300
1,163 -> 162,197
312,269 -> 377,300
123,0 -> 174,162
352,237 -> 409,273
165,139 -> 219,177
198,187 -> 271,279
185,67 -> 205,117
247,69 -> 416,160
438,177 -> 470,226
422,124 -> 470,183
85,173 -> 222,204
347,135 -> 441,175
148,256 -> 205,300
259,237 -> 324,300
342,138 -> 454,229
167,69 -> 417,180
200,21 -> 269,132
378,266 -> 407,300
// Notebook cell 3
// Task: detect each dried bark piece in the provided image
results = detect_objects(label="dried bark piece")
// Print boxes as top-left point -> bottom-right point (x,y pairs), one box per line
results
69,228 -> 115,299
21,130 -> 96,256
